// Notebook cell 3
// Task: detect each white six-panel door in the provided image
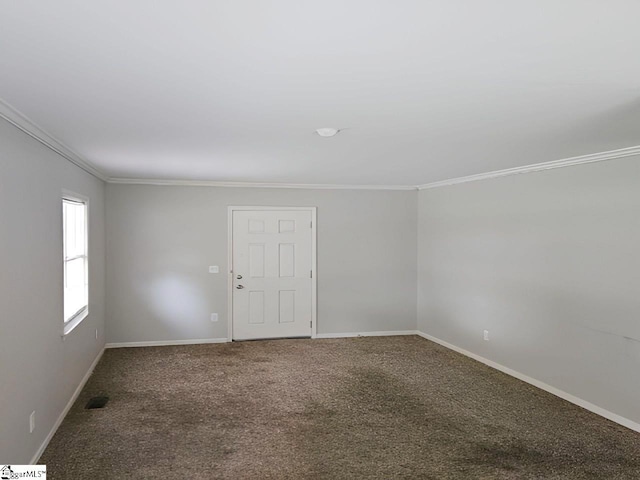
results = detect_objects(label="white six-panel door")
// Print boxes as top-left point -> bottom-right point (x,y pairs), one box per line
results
231,208 -> 315,340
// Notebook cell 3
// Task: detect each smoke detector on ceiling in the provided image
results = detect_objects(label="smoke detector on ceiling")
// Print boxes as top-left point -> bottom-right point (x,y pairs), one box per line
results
315,128 -> 340,137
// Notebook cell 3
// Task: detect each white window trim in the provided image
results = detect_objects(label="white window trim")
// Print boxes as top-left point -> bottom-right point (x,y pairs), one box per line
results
63,307 -> 89,336
62,189 -> 90,336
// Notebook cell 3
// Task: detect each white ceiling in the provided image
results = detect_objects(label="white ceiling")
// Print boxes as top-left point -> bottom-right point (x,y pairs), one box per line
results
1,1 -> 639,186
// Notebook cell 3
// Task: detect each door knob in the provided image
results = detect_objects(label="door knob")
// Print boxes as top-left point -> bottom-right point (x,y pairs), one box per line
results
236,285 -> 244,289
236,275 -> 242,279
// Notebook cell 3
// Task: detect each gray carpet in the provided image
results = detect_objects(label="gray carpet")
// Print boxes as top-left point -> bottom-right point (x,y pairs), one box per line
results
41,336 -> 640,479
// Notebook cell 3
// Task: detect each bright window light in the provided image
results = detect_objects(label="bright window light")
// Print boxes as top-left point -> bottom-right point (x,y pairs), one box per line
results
63,196 -> 88,327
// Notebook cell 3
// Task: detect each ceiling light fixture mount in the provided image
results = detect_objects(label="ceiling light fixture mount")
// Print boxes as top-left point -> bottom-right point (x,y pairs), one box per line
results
315,128 -> 340,137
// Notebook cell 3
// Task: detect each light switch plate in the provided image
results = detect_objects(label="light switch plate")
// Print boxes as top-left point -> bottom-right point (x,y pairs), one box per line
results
209,266 -> 219,274
210,313 -> 218,322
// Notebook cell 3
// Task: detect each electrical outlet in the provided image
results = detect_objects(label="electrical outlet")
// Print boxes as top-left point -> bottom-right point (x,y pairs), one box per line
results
208,266 -> 219,274
210,313 -> 218,322
30,411 -> 35,433
483,330 -> 490,341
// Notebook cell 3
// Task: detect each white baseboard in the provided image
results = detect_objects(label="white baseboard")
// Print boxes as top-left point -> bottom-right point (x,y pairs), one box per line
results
315,330 -> 418,339
107,334 -> 417,346
416,331 -> 640,434
105,338 -> 229,348
30,347 -> 105,464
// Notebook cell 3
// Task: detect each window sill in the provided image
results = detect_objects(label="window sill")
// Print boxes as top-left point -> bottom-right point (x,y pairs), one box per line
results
63,308 -> 89,337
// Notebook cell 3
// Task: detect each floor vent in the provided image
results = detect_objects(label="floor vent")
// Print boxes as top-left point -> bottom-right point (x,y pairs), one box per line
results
85,396 -> 109,409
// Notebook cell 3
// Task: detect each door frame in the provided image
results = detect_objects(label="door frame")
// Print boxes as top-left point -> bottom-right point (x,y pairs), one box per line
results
227,206 -> 317,341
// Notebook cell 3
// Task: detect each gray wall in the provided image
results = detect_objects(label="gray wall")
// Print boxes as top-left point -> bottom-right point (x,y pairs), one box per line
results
417,157 -> 640,424
106,185 -> 417,343
0,120 -> 106,463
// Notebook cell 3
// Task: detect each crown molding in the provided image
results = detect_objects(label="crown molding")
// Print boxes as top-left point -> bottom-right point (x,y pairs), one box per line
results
0,98 -> 108,181
106,177 -> 418,190
417,145 -> 640,190
3,94 -> 637,191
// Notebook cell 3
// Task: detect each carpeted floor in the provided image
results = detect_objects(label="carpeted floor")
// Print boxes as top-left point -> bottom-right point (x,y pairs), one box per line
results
41,336 -> 640,479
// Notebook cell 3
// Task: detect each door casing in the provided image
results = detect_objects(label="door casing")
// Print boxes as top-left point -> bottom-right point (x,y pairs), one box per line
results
227,206 -> 317,341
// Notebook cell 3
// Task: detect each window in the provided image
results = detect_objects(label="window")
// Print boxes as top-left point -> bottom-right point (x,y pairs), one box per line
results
63,195 -> 88,332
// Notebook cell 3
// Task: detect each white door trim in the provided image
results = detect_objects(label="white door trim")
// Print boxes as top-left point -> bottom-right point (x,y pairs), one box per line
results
227,206 -> 317,341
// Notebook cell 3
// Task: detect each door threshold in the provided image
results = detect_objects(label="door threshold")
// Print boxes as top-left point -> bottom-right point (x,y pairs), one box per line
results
232,336 -> 312,342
